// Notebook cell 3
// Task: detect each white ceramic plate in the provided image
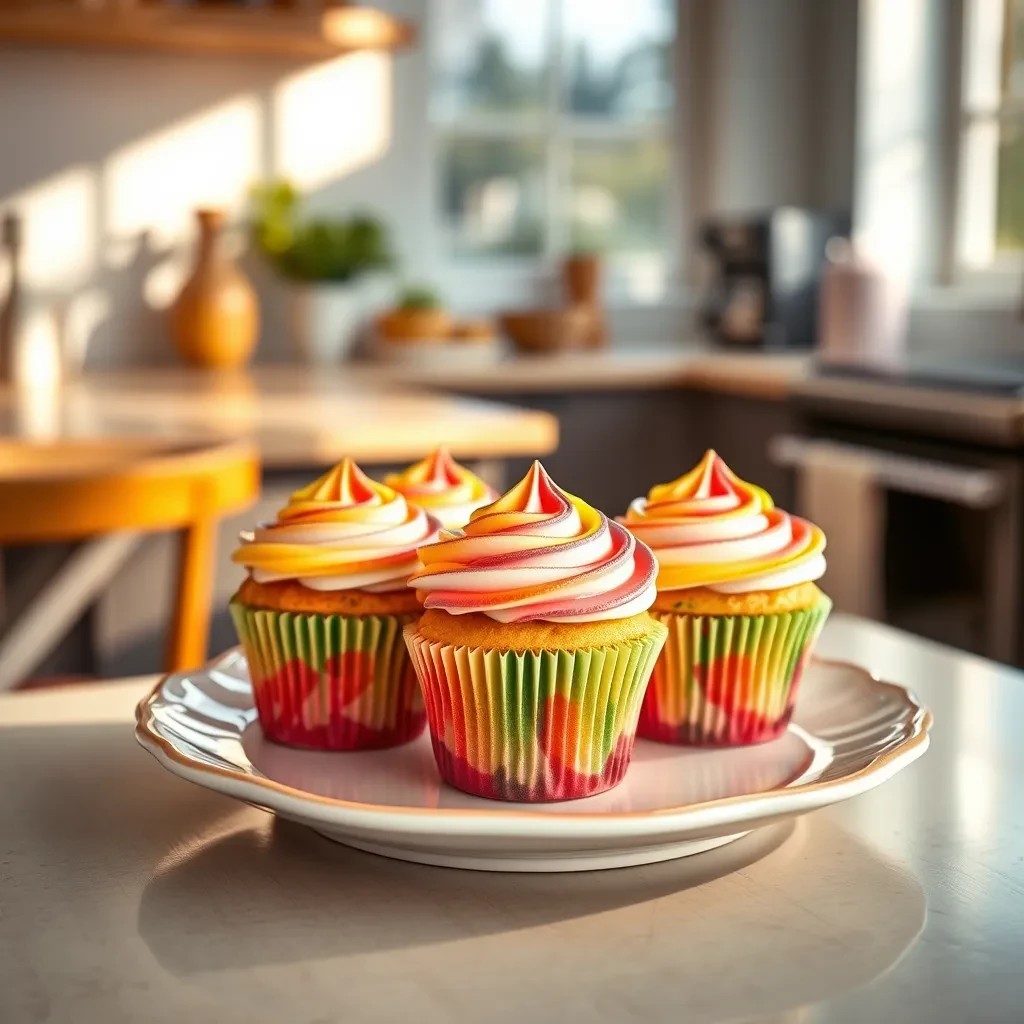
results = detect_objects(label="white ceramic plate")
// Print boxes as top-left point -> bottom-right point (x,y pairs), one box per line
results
136,650 -> 931,872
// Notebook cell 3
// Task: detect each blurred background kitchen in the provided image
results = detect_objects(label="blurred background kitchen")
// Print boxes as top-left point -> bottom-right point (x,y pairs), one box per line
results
0,0 -> 1022,688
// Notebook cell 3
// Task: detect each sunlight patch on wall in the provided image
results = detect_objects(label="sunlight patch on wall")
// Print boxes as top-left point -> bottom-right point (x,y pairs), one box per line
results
13,305 -> 63,389
104,95 -> 262,249
273,52 -> 392,191
3,165 -> 97,292
144,252 -> 189,311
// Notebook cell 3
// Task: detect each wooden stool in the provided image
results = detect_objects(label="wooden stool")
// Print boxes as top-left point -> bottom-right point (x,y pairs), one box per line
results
0,437 -> 260,690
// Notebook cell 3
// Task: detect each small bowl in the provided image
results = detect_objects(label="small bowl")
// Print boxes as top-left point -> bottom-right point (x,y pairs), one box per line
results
376,309 -> 454,343
498,306 -> 592,354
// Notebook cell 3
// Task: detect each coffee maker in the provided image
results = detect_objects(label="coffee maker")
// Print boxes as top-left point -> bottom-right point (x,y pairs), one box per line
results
699,208 -> 850,349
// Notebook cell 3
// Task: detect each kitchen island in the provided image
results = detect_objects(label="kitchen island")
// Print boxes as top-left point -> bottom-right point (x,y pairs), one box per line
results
0,614 -> 1019,1024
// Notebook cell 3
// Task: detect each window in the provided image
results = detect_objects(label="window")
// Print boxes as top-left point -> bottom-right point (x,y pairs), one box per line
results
431,0 -> 676,283
957,0 -> 1024,271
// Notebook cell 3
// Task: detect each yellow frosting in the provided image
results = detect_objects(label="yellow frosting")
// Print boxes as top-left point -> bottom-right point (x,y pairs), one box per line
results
619,450 -> 827,594
232,457 -> 438,590
384,448 -> 495,528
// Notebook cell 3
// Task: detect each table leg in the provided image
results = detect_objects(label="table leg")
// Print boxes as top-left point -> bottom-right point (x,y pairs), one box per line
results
166,518 -> 216,673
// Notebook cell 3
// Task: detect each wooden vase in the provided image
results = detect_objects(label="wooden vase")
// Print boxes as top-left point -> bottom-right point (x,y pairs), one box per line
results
562,253 -> 606,349
171,209 -> 259,369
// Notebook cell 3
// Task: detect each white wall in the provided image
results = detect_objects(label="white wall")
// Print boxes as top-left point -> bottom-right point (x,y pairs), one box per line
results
0,0 -> 432,368
0,0 -> 864,367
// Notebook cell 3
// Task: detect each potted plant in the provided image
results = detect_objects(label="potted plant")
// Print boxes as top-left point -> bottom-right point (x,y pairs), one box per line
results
251,180 -> 395,364
376,285 -> 453,344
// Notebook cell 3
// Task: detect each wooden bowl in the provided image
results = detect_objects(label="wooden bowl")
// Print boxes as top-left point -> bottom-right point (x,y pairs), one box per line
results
498,306 -> 592,354
376,308 -> 454,343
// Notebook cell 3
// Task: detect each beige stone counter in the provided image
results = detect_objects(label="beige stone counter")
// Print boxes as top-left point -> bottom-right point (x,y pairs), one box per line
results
2,616 -> 1022,1023
0,367 -> 559,470
363,346 -> 809,400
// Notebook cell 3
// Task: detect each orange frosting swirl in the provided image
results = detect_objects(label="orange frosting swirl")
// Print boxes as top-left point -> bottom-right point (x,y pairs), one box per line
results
384,448 -> 497,529
233,458 -> 439,592
410,461 -> 658,623
619,450 -> 826,593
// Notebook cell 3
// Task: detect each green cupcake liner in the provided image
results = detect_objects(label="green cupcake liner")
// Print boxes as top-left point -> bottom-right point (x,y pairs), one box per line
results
639,595 -> 832,746
230,601 -> 425,751
404,622 -> 666,802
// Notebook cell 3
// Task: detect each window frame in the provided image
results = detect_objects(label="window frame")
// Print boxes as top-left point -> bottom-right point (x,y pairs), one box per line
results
425,0 -> 686,308
950,0 -> 1024,290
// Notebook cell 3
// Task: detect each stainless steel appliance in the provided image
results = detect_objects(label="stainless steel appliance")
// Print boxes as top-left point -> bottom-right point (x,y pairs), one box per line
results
783,360 -> 1024,665
699,208 -> 850,349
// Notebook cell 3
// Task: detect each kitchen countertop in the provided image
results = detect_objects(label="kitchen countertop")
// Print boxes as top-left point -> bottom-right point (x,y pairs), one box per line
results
0,368 -> 558,470
363,346 -> 808,399
2,614 -> 1021,1023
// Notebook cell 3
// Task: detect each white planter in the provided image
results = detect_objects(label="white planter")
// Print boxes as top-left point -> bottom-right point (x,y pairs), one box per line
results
286,275 -> 395,365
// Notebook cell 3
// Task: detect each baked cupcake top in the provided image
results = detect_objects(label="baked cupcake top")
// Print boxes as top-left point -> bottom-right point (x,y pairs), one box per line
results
410,461 -> 658,623
233,457 -> 439,592
384,448 -> 497,529
619,450 -> 826,593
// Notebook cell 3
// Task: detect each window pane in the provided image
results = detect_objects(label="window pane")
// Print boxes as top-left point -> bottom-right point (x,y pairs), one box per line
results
441,137 -> 546,256
434,0 -> 550,118
568,137 -> 671,253
1008,0 -> 1024,101
563,0 -> 674,119
996,118 -> 1024,248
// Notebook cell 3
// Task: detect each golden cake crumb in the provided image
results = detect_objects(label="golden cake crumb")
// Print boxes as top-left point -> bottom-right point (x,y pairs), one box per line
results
414,608 -> 667,652
652,582 -> 823,616
234,576 -> 422,616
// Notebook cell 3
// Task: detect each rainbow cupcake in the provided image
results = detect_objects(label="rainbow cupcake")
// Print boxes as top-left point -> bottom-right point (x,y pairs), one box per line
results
230,458 -> 439,751
384,447 -> 497,529
619,451 -> 831,747
404,461 -> 667,802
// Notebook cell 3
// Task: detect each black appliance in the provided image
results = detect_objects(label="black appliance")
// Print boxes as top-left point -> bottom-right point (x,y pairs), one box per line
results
814,355 -> 1024,396
699,207 -> 850,349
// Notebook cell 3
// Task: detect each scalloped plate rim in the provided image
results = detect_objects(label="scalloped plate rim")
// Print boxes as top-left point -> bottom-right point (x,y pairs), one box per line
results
135,648 -> 932,843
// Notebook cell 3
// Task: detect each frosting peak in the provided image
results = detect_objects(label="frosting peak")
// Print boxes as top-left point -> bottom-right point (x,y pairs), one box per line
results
291,457 -> 380,509
410,461 -> 658,623
233,457 -> 439,592
619,450 -> 826,594
384,448 -> 497,529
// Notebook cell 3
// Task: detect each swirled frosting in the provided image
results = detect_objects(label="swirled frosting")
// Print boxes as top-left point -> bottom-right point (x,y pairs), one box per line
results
410,461 -> 658,623
384,448 -> 497,529
619,450 -> 826,594
233,458 -> 440,592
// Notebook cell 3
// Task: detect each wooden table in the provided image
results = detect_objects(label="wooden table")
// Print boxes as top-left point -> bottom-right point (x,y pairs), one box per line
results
0,368 -> 559,469
1,615 -> 1020,1023
0,369 -> 559,679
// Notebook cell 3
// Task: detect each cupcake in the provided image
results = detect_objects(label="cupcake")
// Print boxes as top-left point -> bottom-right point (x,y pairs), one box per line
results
230,457 -> 439,751
384,447 -> 497,529
619,450 -> 831,747
404,461 -> 667,802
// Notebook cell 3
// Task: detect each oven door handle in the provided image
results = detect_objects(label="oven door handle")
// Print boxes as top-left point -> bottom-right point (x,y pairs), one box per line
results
768,435 -> 1006,509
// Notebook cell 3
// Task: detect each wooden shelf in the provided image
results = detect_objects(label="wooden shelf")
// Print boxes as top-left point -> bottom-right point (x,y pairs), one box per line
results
0,3 -> 416,60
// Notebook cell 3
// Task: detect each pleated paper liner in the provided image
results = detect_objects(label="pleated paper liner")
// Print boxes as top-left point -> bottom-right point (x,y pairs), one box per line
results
637,596 -> 832,747
404,625 -> 666,803
230,602 -> 425,751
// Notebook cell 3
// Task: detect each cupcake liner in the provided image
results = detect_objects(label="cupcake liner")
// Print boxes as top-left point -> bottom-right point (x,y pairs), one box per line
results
404,625 -> 665,802
639,596 -> 832,747
230,601 -> 425,751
